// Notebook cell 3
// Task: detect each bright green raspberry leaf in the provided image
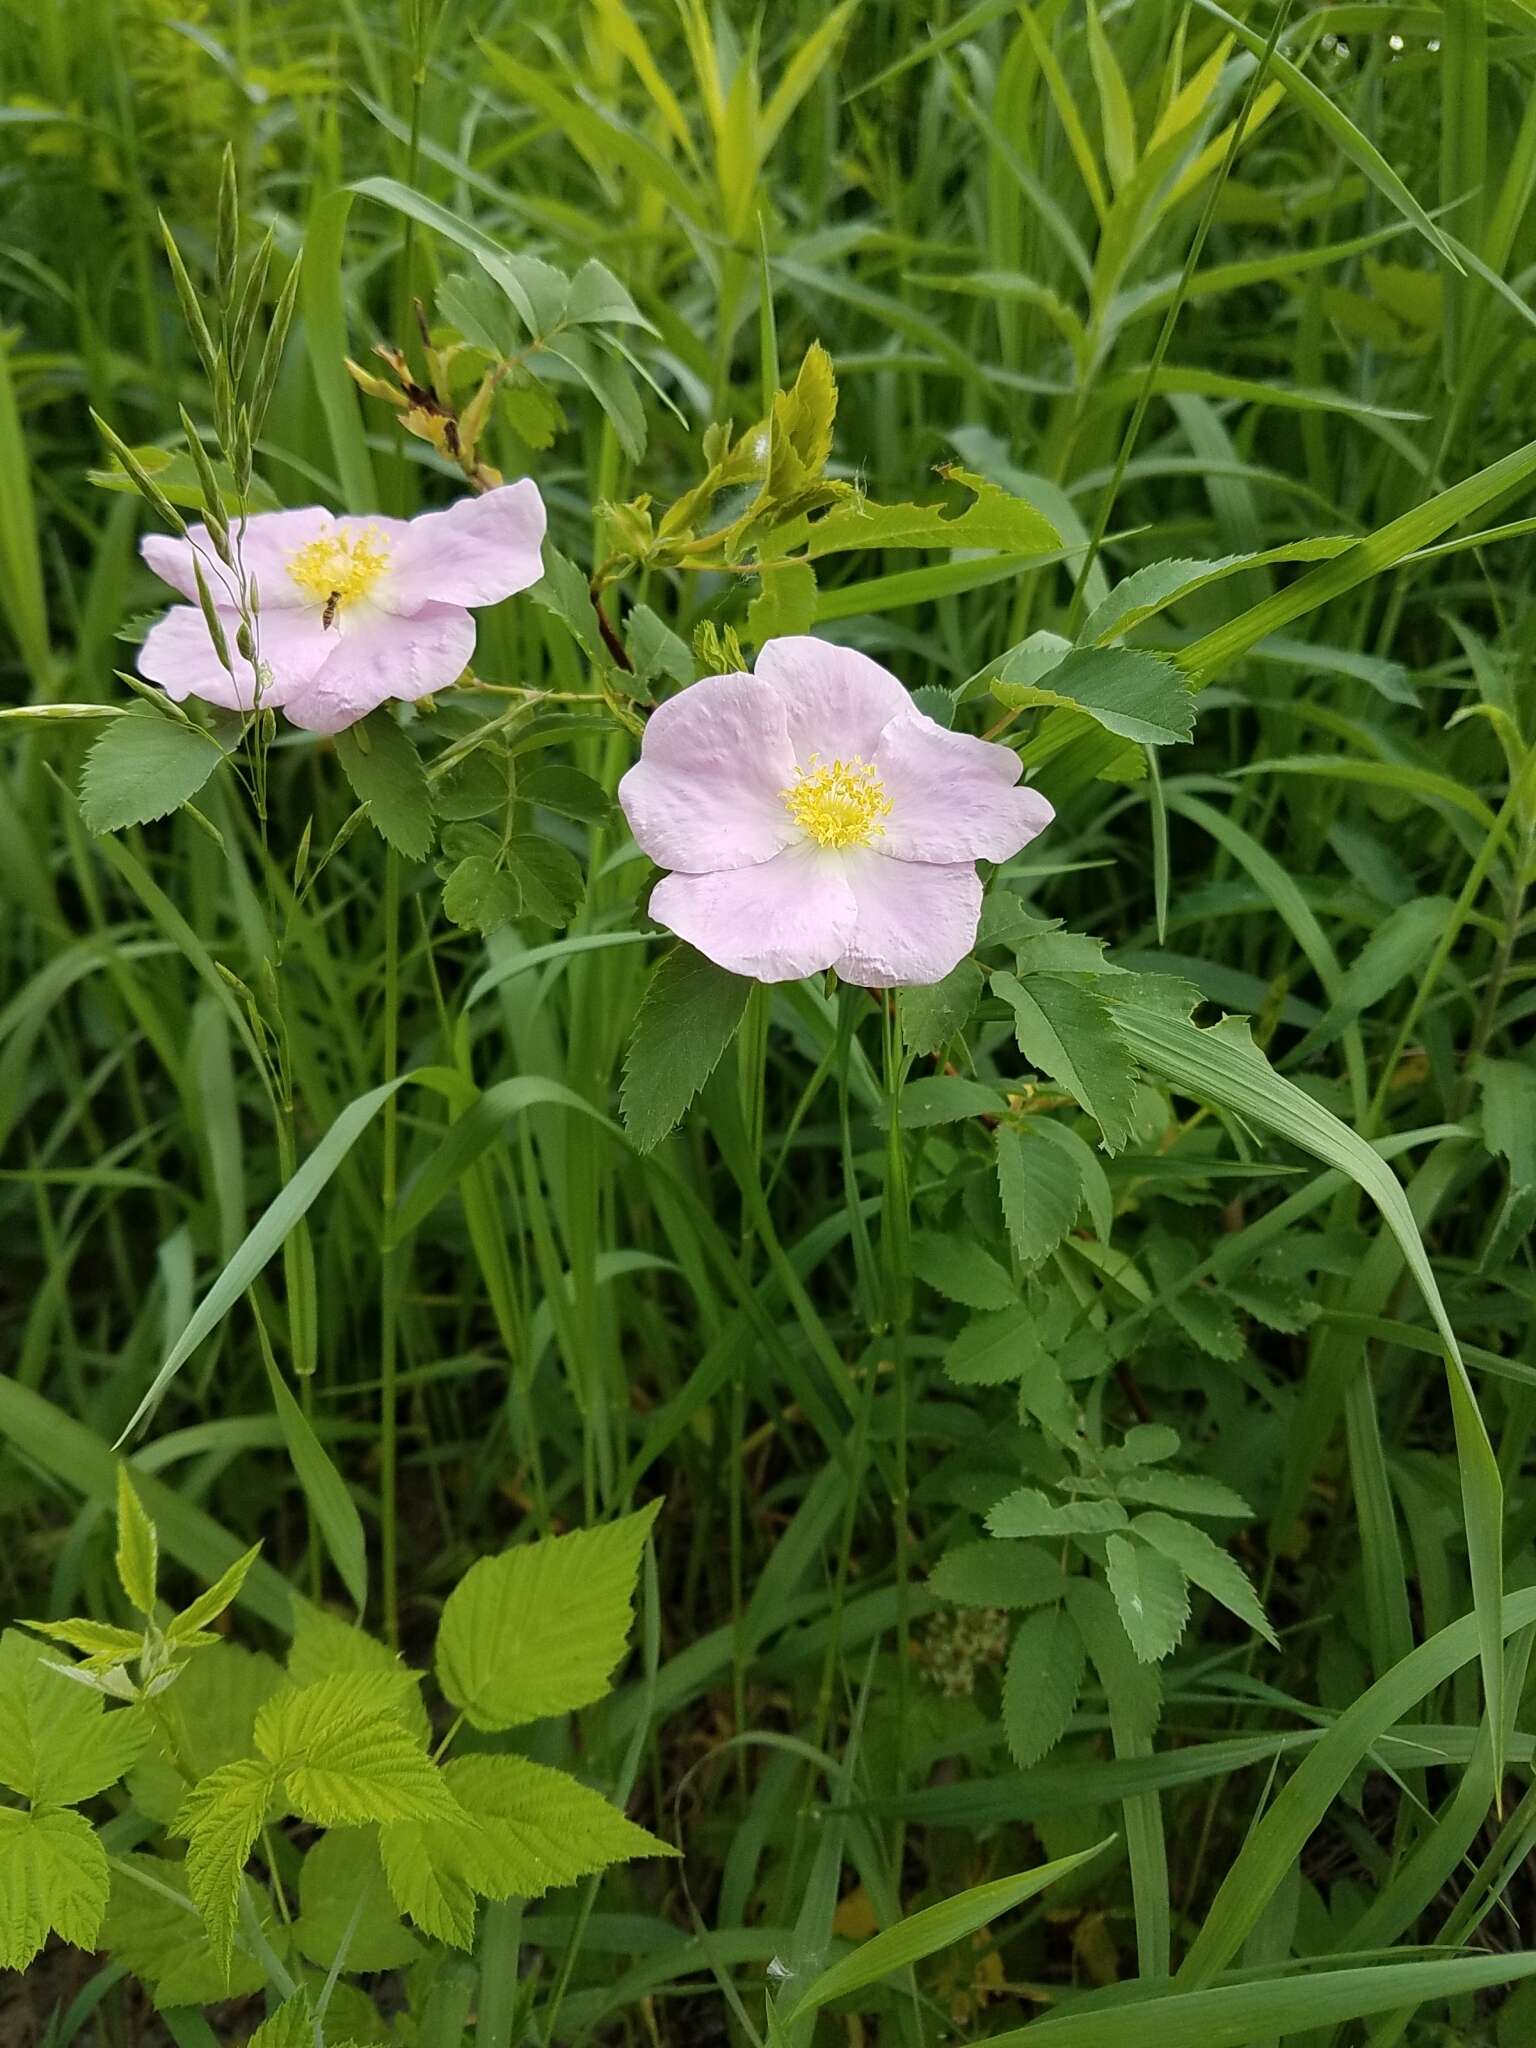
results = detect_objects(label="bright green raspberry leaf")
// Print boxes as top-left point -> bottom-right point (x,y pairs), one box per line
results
115,1462 -> 159,1614
0,1631 -> 146,1805
287,1610 -> 430,1743
256,1675 -> 458,1825
173,1756 -> 280,1975
0,1804 -> 109,1971
442,1753 -> 675,1895
436,1500 -> 660,1730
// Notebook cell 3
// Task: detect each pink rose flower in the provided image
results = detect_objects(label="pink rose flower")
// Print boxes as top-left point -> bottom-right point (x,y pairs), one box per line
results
137,481 -> 546,734
618,636 -> 1054,987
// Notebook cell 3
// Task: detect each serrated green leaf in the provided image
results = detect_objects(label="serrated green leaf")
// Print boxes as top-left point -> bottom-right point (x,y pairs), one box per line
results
80,709 -> 222,835
1145,1235 -> 1245,1361
519,762 -> 611,824
0,1806 -> 109,1971
1477,1056 -> 1536,1186
501,377 -> 567,450
1102,1425 -> 1181,1471
506,831 -> 584,925
246,1997 -> 318,2048
382,1758 -> 674,1948
544,332 -> 647,461
434,746 -> 510,821
378,1806 -> 483,1949
27,1617 -> 143,1666
900,958 -> 983,1054
747,560 -> 818,643
114,1464 -> 159,1612
1003,1606 -> 1086,1767
442,853 -> 522,934
166,1541 -> 263,1644
494,249 -> 571,336
1133,1513 -> 1276,1646
529,543 -> 606,665
566,256 -> 654,330
992,646 -> 1195,747
1116,1471 -> 1253,1518
256,1677 -> 457,1825
987,1489 -> 1127,1539
944,1305 -> 1047,1386
102,1853 -> 267,2008
796,466 -> 1059,559
437,266 -> 519,352
287,1612 -> 430,1744
622,946 -> 751,1152
1012,928 -> 1117,977
773,341 -> 838,480
625,603 -> 694,688
1035,1117 -> 1114,1243
0,1631 -> 146,1805
439,1753 -> 675,1894
911,1230 -> 1016,1311
995,971 -> 1140,1152
334,712 -> 435,860
436,1501 -> 659,1731
996,1121 -> 1083,1267
173,1756 -> 279,1975
1476,1057 -> 1536,1270
296,1825 -> 422,1971
1106,1534 -> 1190,1664
1077,550 -> 1337,647
881,1075 -> 1004,1130
930,1540 -> 1062,1611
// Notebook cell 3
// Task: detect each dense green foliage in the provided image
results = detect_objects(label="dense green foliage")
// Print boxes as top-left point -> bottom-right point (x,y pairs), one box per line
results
3,1 -> 1536,2041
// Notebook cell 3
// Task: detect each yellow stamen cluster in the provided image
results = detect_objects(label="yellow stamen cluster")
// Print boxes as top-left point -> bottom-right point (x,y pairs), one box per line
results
287,525 -> 391,610
781,754 -> 892,850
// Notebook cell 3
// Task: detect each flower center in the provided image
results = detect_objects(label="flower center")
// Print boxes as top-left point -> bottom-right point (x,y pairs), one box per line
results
287,525 -> 391,614
782,754 -> 892,850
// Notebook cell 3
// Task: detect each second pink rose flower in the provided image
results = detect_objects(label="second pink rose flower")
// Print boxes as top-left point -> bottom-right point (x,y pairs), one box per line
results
619,636 -> 1053,988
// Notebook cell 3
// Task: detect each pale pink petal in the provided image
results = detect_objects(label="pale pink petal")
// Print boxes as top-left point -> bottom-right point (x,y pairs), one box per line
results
141,507 -> 336,610
283,601 -> 476,734
139,603 -> 331,711
381,481 -> 547,612
833,851 -> 982,988
754,636 -> 913,764
648,842 -> 857,982
873,709 -> 1055,863
618,673 -> 798,874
